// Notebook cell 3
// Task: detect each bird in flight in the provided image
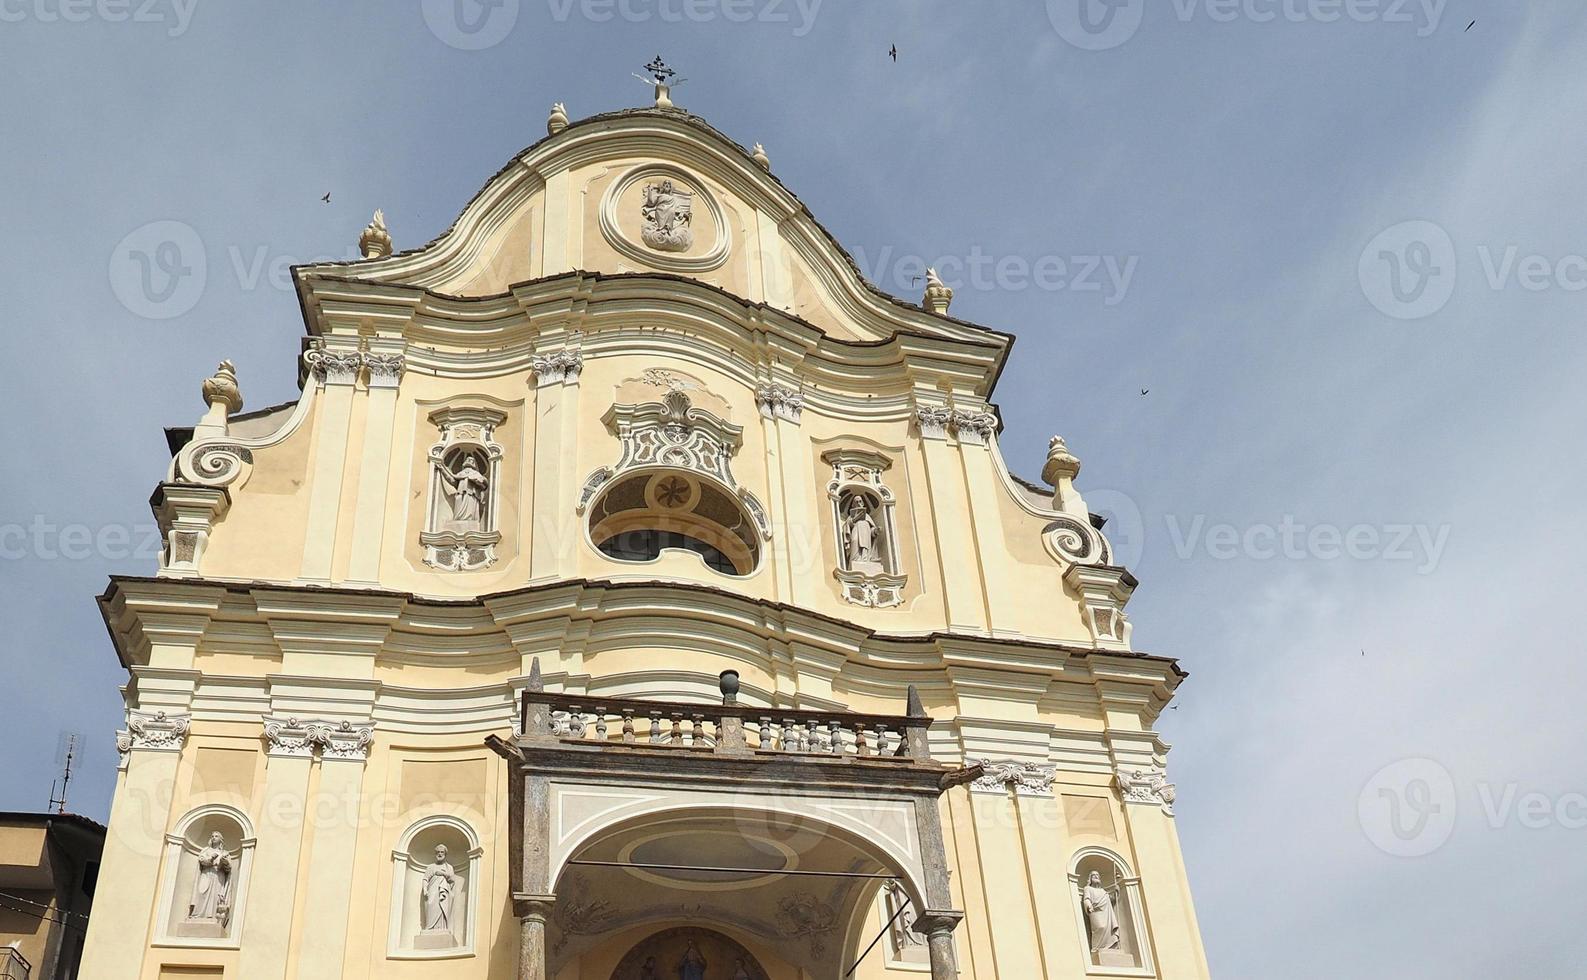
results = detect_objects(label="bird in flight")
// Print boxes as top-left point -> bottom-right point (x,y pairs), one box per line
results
1140,388 -> 1150,396
321,192 -> 331,203
1465,20 -> 1476,31
889,44 -> 897,62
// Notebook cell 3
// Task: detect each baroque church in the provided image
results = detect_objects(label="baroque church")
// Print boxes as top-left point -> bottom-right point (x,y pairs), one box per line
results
79,74 -> 1210,980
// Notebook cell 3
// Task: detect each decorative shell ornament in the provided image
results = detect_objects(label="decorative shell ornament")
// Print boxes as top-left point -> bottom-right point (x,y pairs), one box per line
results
751,143 -> 770,170
359,209 -> 392,259
548,102 -> 569,135
922,267 -> 954,314
202,360 -> 243,416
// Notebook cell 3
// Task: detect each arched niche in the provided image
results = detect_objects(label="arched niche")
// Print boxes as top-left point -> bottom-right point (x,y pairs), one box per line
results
156,804 -> 256,948
387,815 -> 483,959
1068,847 -> 1155,976
822,448 -> 907,608
585,468 -> 762,577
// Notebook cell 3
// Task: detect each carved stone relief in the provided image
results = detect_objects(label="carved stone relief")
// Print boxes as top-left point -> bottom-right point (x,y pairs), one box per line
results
640,179 -> 694,252
969,759 -> 1058,797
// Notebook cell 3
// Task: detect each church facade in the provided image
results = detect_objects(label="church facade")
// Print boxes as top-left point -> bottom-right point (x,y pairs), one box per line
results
79,85 -> 1209,980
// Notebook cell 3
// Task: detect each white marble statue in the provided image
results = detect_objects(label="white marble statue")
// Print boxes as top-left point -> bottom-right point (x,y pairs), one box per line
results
1081,870 -> 1122,954
420,845 -> 458,936
438,455 -> 488,530
843,495 -> 881,571
187,831 -> 232,926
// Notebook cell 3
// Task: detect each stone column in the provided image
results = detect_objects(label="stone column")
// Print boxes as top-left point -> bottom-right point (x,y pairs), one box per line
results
913,911 -> 965,980
513,894 -> 556,980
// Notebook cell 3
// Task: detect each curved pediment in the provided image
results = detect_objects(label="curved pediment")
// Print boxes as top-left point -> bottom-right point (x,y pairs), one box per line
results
293,107 -> 1009,356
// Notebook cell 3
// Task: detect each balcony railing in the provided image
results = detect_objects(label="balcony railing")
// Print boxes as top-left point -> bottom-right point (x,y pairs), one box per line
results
1,945 -> 30,980
519,669 -> 933,763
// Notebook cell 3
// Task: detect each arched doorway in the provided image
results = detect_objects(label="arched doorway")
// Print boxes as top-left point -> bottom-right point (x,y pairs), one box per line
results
608,926 -> 770,979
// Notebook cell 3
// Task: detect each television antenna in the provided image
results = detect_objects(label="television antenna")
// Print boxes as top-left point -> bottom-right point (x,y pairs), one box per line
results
49,733 -> 78,814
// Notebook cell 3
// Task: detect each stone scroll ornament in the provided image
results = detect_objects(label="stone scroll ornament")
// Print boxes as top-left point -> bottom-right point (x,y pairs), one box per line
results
421,407 -> 507,571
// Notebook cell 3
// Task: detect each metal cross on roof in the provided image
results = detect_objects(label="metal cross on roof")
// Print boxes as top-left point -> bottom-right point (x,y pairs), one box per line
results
642,56 -> 675,84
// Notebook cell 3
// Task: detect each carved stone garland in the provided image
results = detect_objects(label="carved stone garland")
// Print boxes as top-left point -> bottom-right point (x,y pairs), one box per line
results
823,449 -> 907,608
581,389 -> 772,541
421,407 -> 507,571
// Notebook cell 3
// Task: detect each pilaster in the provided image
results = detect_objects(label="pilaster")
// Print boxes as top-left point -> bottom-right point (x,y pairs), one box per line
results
912,398 -> 989,632
298,339 -> 363,583
345,342 -> 407,584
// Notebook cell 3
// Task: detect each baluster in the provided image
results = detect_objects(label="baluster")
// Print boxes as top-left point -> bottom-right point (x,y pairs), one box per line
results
650,712 -> 663,743
595,709 -> 608,741
829,720 -> 843,754
759,716 -> 773,750
856,725 -> 870,757
782,719 -> 797,752
622,710 -> 636,743
571,711 -> 587,739
671,713 -> 683,745
873,723 -> 888,756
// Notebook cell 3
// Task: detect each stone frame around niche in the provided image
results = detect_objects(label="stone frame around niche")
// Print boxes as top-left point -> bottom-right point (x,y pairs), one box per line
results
1067,846 -> 1156,978
152,804 -> 256,951
386,815 -> 483,960
597,163 -> 732,273
420,406 -> 507,572
823,448 -> 907,608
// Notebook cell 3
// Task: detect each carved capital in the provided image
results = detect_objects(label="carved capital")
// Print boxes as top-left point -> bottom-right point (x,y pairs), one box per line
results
262,716 -> 317,758
303,342 -> 363,386
119,710 -> 191,755
1115,767 -> 1176,815
950,408 -> 999,445
309,719 -> 376,761
915,405 -> 953,440
969,758 -> 1057,796
755,383 -> 804,423
363,352 -> 406,388
532,349 -> 584,386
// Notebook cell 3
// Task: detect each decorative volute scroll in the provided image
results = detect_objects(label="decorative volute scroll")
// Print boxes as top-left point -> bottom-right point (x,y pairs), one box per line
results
824,449 -> 907,608
421,407 -> 507,571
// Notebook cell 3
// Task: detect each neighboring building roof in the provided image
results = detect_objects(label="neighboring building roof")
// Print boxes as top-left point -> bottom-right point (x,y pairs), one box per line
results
0,812 -> 107,836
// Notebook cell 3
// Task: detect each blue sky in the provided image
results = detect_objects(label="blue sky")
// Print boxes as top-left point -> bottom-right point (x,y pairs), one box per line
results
3,3 -> 1585,976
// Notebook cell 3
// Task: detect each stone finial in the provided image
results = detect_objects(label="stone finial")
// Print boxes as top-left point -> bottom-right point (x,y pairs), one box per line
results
1043,435 -> 1087,517
906,684 -> 926,718
751,143 -> 770,170
359,209 -> 392,259
528,656 -> 543,693
923,267 -> 954,315
201,360 -> 243,417
719,669 -> 741,705
548,102 -> 569,135
1042,435 -> 1081,484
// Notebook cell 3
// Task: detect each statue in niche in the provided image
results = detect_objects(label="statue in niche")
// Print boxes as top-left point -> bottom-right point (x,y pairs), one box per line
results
1081,870 -> 1124,959
638,957 -> 661,980
420,844 -> 459,938
186,831 -> 232,927
641,180 -> 693,252
438,454 -> 488,531
677,939 -> 707,980
731,958 -> 753,980
885,881 -> 923,950
842,494 -> 883,574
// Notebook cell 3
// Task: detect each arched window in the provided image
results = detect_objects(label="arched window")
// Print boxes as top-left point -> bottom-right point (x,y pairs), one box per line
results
156,805 -> 256,948
587,469 -> 761,576
1068,847 -> 1154,975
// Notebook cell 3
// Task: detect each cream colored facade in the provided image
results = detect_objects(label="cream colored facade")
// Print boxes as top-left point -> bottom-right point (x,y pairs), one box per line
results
79,97 -> 1209,980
